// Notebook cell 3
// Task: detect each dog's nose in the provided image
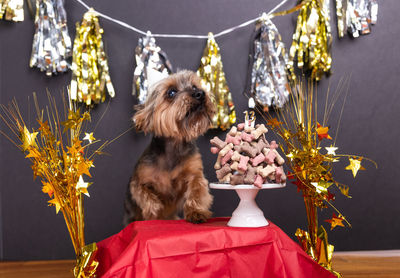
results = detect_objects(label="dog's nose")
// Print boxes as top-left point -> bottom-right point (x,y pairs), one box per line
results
192,90 -> 205,101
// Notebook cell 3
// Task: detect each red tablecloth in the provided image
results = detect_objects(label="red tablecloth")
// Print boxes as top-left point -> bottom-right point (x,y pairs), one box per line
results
95,218 -> 335,278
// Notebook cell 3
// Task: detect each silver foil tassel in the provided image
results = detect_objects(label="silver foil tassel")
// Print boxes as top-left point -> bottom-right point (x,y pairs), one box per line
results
133,31 -> 173,104
247,14 -> 290,110
346,0 -> 378,38
30,0 -> 72,76
336,0 -> 347,38
0,0 -> 24,21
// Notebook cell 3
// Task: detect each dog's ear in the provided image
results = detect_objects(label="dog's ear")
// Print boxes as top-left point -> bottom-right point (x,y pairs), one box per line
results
133,103 -> 154,133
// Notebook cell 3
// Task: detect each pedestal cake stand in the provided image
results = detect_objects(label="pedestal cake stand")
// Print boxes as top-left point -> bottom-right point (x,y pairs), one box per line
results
210,183 -> 286,227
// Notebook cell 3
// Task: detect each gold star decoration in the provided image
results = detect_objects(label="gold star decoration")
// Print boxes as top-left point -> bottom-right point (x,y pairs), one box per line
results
48,198 -> 61,214
83,132 -> 95,143
316,122 -> 332,141
21,126 -> 38,151
345,157 -> 365,178
311,181 -> 333,194
325,145 -> 338,156
324,213 -> 345,230
76,175 -> 91,197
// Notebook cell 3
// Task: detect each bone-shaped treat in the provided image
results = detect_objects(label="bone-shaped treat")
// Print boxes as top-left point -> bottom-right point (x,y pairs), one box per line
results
231,161 -> 239,171
237,123 -> 245,130
221,173 -> 232,183
236,142 -> 258,158
275,167 -> 283,183
252,124 -> 268,140
244,166 -> 257,184
210,147 -> 219,154
258,165 -> 276,178
216,164 -> 231,180
210,136 -> 227,149
221,149 -> 233,165
251,153 -> 265,167
254,138 -> 269,153
231,151 -> 242,162
254,174 -> 263,188
228,126 -> 238,136
220,143 -> 233,157
214,153 -> 223,170
238,155 -> 250,172
230,174 -> 244,185
226,134 -> 241,145
241,132 -> 254,142
263,148 -> 277,164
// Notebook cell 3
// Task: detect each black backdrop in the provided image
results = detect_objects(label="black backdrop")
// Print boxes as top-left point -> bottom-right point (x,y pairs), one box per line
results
1,0 -> 399,260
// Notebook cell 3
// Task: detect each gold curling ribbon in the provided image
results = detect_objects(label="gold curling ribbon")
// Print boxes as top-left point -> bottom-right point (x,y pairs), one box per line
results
74,243 -> 99,278
197,32 -> 236,130
0,0 -> 24,21
288,0 -> 332,81
70,9 -> 115,106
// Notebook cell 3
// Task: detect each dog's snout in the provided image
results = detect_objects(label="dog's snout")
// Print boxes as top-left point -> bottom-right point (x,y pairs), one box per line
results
192,90 -> 205,101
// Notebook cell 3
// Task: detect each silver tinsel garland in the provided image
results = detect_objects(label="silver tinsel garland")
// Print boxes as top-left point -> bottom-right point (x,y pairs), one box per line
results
248,14 -> 290,110
133,32 -> 173,104
30,0 -> 72,76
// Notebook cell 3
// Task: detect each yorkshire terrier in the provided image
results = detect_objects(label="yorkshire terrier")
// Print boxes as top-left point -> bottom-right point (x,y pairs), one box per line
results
124,70 -> 216,225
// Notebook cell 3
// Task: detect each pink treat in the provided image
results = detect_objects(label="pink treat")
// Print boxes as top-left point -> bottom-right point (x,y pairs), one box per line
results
210,147 -> 219,154
238,156 -> 250,172
264,149 -> 277,164
221,150 -> 233,165
226,134 -> 241,145
275,167 -> 283,183
254,175 -> 263,188
251,153 -> 265,167
269,140 -> 279,150
241,132 -> 254,142
237,123 -> 245,130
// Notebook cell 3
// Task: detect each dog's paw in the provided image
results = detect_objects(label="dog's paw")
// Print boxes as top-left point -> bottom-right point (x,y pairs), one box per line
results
185,209 -> 212,224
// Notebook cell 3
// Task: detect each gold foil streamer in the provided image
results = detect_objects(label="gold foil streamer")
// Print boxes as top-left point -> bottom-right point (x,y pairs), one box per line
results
133,31 -> 173,104
248,13 -> 290,110
0,0 -> 23,21
74,243 -> 99,278
335,0 -> 347,38
30,0 -> 72,76
197,32 -> 236,130
260,79 -> 376,276
288,0 -> 332,81
0,92 -> 107,278
70,9 -> 115,106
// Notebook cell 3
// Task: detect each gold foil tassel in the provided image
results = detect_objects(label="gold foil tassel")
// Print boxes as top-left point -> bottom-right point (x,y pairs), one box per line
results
335,0 -> 347,38
288,0 -> 332,81
197,32 -> 236,130
70,9 -> 115,106
30,0 -> 72,76
0,0 -> 23,21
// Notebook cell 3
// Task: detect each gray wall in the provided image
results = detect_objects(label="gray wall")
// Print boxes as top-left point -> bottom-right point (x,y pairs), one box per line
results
0,0 -> 399,260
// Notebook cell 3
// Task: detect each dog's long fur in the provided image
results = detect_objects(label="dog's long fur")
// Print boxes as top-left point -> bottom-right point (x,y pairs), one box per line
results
124,70 -> 215,225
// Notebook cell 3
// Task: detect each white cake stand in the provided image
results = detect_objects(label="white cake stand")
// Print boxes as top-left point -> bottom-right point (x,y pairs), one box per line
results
209,183 -> 286,227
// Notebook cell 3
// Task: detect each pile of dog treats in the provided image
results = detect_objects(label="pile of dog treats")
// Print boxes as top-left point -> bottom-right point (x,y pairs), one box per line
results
210,122 -> 286,188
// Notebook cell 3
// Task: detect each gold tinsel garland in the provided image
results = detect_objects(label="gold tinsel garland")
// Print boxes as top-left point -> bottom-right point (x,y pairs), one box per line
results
0,0 -> 23,21
288,0 -> 332,81
197,32 -> 236,130
70,9 -> 115,106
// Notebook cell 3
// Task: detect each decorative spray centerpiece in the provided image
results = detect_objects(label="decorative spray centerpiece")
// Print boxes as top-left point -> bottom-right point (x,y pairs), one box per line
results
263,81 -> 377,277
0,92 -> 111,277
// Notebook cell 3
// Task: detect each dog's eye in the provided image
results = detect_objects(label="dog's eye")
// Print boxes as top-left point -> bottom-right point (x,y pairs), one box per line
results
167,88 -> 177,98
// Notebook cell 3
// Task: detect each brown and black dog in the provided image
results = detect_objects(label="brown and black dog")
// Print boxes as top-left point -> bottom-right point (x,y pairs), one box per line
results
124,70 -> 215,225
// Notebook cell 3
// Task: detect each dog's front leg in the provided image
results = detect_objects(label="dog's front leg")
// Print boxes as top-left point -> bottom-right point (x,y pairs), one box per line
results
130,181 -> 164,220
183,174 -> 213,224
